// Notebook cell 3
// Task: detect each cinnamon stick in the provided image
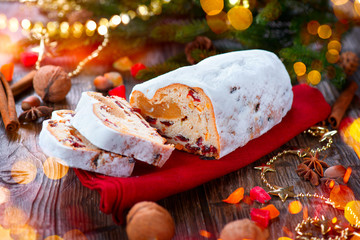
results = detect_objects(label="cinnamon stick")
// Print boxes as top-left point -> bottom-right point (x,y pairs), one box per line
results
328,80 -> 358,129
0,72 -> 19,132
10,70 -> 36,97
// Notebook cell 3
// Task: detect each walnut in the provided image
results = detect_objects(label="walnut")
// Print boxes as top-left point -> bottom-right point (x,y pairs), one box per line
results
338,51 -> 359,76
220,219 -> 269,240
126,201 -> 175,240
33,65 -> 71,103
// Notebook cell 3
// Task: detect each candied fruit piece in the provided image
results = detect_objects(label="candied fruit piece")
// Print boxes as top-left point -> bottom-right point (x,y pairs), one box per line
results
104,72 -> 123,86
113,56 -> 133,71
250,186 -> 271,203
0,62 -> 14,81
20,51 -> 38,67
250,208 -> 270,228
222,187 -> 244,204
260,204 -> 279,219
109,85 -> 126,99
131,63 -> 146,78
94,76 -> 113,91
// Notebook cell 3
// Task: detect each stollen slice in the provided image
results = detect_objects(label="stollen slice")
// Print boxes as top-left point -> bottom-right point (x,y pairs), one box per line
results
39,110 -> 135,177
71,92 -> 174,167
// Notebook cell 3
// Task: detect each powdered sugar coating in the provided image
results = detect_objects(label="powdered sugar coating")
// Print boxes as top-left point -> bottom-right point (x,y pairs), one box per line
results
130,50 -> 293,158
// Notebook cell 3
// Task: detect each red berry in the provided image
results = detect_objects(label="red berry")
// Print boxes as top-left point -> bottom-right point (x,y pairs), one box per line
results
109,85 -> 126,99
250,186 -> 271,203
130,63 -> 146,78
20,52 -> 38,67
250,208 -> 270,228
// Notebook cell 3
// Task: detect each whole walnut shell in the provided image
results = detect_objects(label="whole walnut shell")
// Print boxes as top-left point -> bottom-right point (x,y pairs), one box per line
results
126,201 -> 175,240
33,65 -> 71,103
220,219 -> 269,240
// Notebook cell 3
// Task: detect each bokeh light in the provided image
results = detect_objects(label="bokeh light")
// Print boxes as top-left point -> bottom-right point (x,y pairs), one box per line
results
60,21 -> 70,38
326,49 -> 340,63
0,225 -> 11,240
293,62 -> 306,76
328,40 -> 342,52
72,22 -> 83,38
63,229 -> 87,240
110,15 -> 121,28
97,25 -> 108,35
21,19 -> 31,30
32,22 -> 44,34
200,0 -> 224,16
0,186 -> 10,204
307,70 -> 321,85
206,11 -> 229,34
44,235 -> 64,240
331,0 -> 349,5
121,13 -> 130,25
8,18 -> 19,32
318,24 -> 332,39
355,0 -> 360,16
345,201 -> 360,226
86,20 -> 96,31
11,160 -> 37,185
99,18 -> 108,27
3,206 -> 27,228
307,20 -> 320,35
199,230 -> 211,238
288,200 -> 302,214
137,5 -> 149,16
332,217 -> 338,224
127,10 -> 136,19
43,157 -> 69,180
0,14 -> 7,30
227,6 -> 253,30
10,224 -> 37,240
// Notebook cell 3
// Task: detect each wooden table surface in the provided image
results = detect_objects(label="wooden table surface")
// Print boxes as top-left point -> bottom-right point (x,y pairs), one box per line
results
1,5 -> 360,239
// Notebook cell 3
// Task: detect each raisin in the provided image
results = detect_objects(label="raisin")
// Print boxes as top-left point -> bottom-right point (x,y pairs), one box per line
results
145,116 -> 157,124
181,116 -> 188,122
72,142 -> 85,148
187,89 -> 200,102
255,103 -> 260,112
230,87 -> 237,93
160,120 -> 174,126
153,154 -> 162,165
185,144 -> 200,153
196,137 -> 203,146
175,135 -> 189,142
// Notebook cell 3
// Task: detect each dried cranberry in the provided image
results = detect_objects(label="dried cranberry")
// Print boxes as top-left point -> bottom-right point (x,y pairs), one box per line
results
185,144 -> 200,152
175,135 -> 189,142
132,108 -> 141,114
72,142 -> 85,148
196,137 -> 203,146
145,116 -> 157,124
160,120 -> 174,126
187,89 -> 200,102
202,145 -> 217,154
181,116 -> 188,122
48,121 -> 57,127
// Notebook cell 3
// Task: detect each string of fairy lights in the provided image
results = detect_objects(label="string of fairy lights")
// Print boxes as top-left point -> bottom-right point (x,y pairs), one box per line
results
0,0 -> 170,38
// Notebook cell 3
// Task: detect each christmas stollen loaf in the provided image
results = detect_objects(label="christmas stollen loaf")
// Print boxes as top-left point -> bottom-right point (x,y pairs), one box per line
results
130,50 -> 293,159
39,110 -> 135,177
71,92 -> 174,167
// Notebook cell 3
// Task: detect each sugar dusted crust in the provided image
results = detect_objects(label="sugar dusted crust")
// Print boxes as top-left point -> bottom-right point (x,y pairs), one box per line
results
130,50 -> 293,159
71,92 -> 174,167
39,110 -> 135,177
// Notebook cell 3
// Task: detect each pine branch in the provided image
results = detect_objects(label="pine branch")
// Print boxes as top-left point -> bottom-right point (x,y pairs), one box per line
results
136,61 -> 188,81
256,0 -> 282,25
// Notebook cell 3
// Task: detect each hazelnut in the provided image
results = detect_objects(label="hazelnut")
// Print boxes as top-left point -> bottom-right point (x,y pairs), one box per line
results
93,75 -> 113,91
33,65 -> 71,103
21,96 -> 41,111
220,219 -> 269,240
324,165 -> 347,179
126,201 -> 175,240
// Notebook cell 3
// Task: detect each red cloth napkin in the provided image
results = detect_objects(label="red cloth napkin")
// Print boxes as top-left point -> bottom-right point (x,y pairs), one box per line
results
74,84 -> 331,223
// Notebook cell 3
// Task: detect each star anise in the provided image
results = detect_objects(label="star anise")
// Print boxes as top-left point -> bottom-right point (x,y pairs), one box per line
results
19,106 -> 53,123
296,163 -> 320,186
302,151 -> 329,177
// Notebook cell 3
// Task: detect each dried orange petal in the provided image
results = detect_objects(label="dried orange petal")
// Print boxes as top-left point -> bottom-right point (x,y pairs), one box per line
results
343,167 -> 352,183
222,187 -> 244,204
0,62 -> 14,81
261,204 -> 280,219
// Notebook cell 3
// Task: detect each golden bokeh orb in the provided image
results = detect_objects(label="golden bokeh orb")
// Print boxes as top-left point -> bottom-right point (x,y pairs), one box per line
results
293,62 -> 306,76
326,49 -> 340,63
200,0 -> 224,16
43,157 -> 69,180
206,11 -> 229,34
328,40 -> 342,52
227,6 -> 253,31
288,200 -> 303,214
307,20 -> 320,35
318,24 -> 332,39
11,161 -> 37,185
307,70 -> 321,85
